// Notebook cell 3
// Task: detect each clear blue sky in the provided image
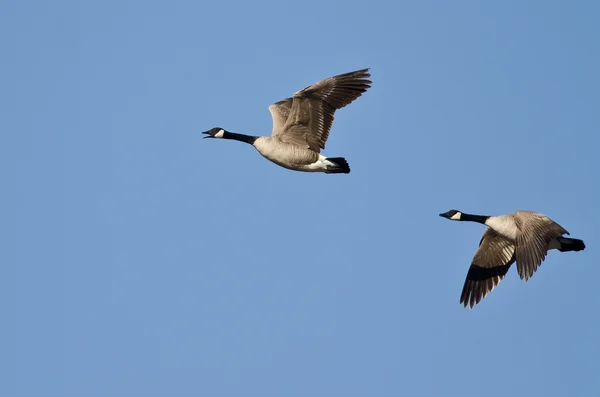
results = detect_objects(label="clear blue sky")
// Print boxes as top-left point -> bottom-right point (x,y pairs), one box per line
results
3,1 -> 599,396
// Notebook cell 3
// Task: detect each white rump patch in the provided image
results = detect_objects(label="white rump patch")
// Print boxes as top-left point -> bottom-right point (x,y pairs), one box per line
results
306,155 -> 332,171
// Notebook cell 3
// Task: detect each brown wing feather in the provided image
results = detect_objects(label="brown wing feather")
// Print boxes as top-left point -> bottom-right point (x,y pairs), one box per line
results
273,69 -> 371,152
460,228 -> 516,308
268,98 -> 293,136
514,211 -> 569,281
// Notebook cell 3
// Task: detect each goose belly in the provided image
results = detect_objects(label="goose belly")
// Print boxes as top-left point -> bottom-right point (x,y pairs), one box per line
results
253,137 -> 320,171
485,215 -> 518,240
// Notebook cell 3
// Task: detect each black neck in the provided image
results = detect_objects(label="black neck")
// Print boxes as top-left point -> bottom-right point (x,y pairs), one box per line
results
460,213 -> 490,224
223,131 -> 258,145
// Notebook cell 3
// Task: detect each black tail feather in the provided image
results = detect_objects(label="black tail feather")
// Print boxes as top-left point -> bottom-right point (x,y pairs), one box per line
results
558,237 -> 586,252
325,157 -> 350,174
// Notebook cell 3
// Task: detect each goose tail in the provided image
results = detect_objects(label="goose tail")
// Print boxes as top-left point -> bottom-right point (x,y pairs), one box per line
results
557,237 -> 586,252
324,157 -> 351,174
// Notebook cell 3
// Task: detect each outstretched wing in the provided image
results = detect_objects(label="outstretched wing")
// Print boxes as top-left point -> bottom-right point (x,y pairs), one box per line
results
514,211 -> 569,281
460,228 -> 516,308
271,69 -> 371,152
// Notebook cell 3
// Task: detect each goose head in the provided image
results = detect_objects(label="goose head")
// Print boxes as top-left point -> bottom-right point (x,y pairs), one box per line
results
439,209 -> 463,221
202,127 -> 227,139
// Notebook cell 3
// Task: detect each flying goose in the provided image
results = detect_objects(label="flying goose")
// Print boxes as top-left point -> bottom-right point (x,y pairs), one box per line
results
439,209 -> 585,308
203,69 -> 372,173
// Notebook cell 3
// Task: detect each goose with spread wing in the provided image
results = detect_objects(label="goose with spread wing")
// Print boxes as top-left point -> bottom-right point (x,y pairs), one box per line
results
203,69 -> 371,174
439,209 -> 585,308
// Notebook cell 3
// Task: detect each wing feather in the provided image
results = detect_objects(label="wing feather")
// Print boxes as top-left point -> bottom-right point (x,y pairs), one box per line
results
271,69 -> 371,152
268,98 -> 293,136
514,211 -> 568,281
460,228 -> 516,308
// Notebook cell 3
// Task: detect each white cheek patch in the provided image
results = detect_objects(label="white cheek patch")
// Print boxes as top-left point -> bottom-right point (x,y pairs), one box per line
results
450,212 -> 462,220
214,129 -> 225,138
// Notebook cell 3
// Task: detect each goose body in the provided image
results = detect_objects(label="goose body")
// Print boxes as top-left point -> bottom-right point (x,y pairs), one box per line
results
440,209 -> 585,308
203,69 -> 372,173
252,136 -> 336,172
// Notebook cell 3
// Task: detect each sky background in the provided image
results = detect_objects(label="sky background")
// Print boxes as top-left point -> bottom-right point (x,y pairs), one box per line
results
3,1 -> 599,396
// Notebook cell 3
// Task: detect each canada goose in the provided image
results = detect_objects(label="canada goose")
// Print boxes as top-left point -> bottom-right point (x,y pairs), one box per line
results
439,209 -> 585,308
203,69 -> 372,173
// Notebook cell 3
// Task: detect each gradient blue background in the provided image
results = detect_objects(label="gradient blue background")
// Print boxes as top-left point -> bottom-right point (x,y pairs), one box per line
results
4,1 -> 599,396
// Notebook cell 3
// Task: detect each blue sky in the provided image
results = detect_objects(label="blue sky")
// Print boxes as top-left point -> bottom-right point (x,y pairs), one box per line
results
3,1 -> 599,396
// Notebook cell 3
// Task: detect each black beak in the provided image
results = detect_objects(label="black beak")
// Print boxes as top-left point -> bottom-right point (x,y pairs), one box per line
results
202,131 -> 213,139
439,212 -> 449,218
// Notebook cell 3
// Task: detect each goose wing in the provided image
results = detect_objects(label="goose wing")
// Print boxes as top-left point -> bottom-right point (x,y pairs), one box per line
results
514,211 -> 569,281
270,68 -> 371,152
268,98 -> 293,137
460,228 -> 516,308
